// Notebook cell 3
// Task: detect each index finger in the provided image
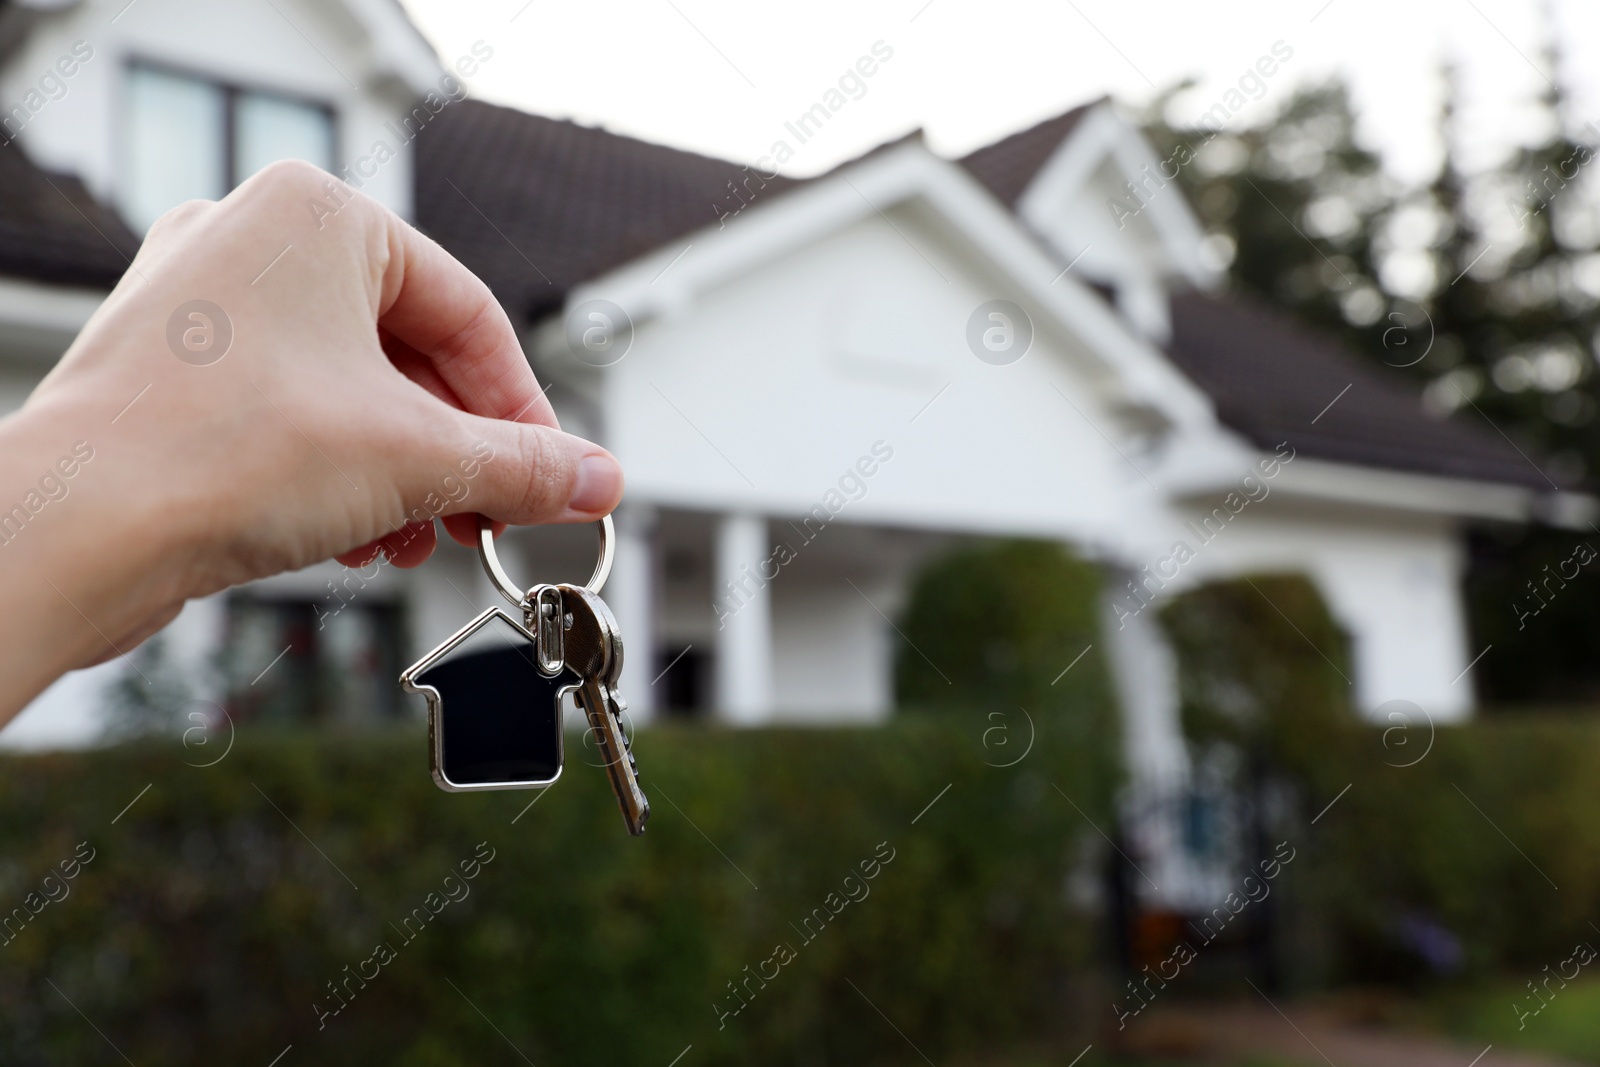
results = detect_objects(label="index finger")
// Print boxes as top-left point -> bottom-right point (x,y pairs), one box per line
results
373,210 -> 557,429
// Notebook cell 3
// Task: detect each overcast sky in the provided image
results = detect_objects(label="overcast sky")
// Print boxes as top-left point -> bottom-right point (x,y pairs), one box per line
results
398,0 -> 1600,185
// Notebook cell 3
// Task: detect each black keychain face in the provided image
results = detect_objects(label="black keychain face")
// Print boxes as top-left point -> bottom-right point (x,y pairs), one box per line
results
401,608 -> 569,791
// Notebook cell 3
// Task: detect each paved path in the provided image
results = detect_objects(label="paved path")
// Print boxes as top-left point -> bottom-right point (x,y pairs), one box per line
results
1120,1000 -> 1588,1067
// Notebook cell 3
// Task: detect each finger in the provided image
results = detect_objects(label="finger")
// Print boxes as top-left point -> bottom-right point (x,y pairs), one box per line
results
381,331 -> 497,549
375,213 -> 558,429
335,540 -> 383,569
433,414 -> 623,527
378,520 -> 437,569
440,511 -> 500,548
336,520 -> 436,570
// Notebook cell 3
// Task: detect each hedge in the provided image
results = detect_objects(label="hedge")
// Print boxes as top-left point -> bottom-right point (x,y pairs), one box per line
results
0,720 -> 1110,1065
1163,574 -> 1600,988
1283,715 -> 1600,983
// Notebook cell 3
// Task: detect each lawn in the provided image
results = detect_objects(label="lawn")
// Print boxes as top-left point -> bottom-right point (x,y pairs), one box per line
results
1425,976 -> 1600,1064
947,1048 -> 1304,1067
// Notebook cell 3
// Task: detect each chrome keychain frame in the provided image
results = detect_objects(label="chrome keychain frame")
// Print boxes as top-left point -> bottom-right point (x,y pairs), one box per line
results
477,513 -> 615,603
398,515 -> 614,795
477,514 -> 614,677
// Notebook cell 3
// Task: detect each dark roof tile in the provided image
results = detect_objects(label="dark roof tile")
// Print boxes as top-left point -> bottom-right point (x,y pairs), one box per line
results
414,100 -> 797,323
1168,290 -> 1555,490
0,140 -> 140,288
956,100 -> 1098,206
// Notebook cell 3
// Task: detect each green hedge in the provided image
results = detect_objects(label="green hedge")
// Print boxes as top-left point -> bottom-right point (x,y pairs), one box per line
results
1289,715 -> 1600,982
0,721 -> 1107,1065
1163,574 -> 1600,987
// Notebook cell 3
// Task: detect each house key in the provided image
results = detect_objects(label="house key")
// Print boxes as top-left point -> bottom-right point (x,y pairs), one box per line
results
559,583 -> 650,836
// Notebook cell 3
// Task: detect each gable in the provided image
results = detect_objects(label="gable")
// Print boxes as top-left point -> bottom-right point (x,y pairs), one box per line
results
540,165 -> 1198,543
605,233 -> 1145,540
563,139 -> 1215,427
969,102 -> 1214,344
1009,102 -> 1216,291
958,101 -> 1098,207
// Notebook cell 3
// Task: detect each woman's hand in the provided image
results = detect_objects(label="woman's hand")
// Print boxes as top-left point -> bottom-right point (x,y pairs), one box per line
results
0,160 -> 622,720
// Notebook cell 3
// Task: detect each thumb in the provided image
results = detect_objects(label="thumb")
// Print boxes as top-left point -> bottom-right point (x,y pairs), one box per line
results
443,413 -> 623,531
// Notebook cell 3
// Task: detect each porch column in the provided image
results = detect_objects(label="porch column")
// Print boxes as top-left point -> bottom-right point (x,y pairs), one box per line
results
713,512 -> 773,723
1098,572 -> 1190,790
1099,568 -> 1193,911
608,503 -> 657,722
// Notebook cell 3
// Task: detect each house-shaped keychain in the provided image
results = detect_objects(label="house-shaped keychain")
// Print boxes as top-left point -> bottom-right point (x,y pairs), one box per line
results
400,607 -> 570,792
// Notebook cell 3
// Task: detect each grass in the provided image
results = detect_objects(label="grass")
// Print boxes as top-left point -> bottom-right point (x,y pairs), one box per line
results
1105,1060 -> 1304,1067
1423,976 -> 1600,1064
943,1038 -> 1307,1067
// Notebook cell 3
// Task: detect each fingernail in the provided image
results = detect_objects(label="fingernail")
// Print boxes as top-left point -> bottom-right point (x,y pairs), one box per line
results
569,453 -> 623,514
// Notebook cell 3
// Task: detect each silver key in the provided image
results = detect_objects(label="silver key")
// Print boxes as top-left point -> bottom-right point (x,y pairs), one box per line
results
558,583 -> 649,836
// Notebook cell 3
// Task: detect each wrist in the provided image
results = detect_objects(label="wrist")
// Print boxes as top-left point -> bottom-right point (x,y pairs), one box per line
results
0,398 -> 188,706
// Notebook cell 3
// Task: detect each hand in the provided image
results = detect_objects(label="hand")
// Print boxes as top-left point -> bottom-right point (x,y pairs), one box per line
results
0,160 -> 622,720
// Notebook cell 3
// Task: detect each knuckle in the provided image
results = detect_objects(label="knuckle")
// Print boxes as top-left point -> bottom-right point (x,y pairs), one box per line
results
238,159 -> 346,216
253,157 -> 329,191
145,198 -> 214,240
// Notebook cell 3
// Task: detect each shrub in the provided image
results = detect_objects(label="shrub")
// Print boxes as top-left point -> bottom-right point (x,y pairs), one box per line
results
894,539 -> 1121,805
1161,573 -> 1600,987
0,721 -> 1106,1065
1161,572 -> 1359,791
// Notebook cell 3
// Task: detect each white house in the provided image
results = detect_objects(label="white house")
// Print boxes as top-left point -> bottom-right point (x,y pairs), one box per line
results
0,0 -> 1581,835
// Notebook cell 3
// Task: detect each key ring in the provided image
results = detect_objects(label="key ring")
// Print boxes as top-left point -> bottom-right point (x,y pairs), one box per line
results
477,513 -> 614,607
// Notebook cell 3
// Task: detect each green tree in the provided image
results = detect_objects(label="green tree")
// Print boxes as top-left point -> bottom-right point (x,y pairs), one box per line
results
1142,79 -> 1395,355
1160,573 -> 1357,781
1143,26 -> 1600,702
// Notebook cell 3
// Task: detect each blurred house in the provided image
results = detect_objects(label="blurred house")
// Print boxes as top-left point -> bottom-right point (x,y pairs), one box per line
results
0,0 -> 1581,809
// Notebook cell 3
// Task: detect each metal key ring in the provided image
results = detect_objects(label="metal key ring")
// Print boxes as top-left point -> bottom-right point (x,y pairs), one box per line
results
477,513 -> 614,606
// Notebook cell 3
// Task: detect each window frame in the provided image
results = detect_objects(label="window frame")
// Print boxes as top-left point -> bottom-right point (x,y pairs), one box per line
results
122,57 -> 340,202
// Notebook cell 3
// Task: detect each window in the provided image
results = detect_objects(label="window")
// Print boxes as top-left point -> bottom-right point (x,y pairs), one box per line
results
223,594 -> 406,724
123,63 -> 334,232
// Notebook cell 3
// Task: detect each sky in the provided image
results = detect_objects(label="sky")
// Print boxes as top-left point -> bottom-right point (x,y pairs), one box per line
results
398,0 -> 1600,186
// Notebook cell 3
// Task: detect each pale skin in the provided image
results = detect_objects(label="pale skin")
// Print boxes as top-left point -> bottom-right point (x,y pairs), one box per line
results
0,161 -> 624,724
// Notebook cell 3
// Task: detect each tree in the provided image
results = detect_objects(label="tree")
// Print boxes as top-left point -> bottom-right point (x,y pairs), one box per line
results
1141,80 -> 1396,359
1142,27 -> 1600,703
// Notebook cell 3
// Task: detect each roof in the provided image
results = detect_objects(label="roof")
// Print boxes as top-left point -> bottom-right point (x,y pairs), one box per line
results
414,99 -> 1555,493
955,100 -> 1097,206
414,100 -> 798,323
1167,290 -> 1555,490
412,97 -> 1092,324
0,83 -> 1539,494
0,140 -> 140,288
